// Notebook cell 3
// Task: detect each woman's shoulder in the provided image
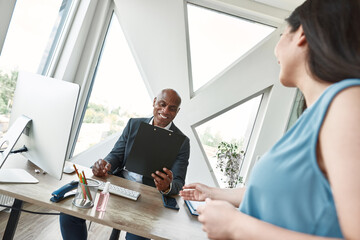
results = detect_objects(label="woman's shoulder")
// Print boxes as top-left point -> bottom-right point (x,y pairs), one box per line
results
329,84 -> 360,113
319,84 -> 360,157
315,79 -> 360,115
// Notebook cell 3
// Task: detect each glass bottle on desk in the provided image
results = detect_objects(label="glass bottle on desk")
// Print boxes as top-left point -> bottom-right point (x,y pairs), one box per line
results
96,182 -> 110,212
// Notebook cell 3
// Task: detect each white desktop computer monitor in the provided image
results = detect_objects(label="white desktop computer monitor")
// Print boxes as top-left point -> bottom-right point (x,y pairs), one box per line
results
0,71 -> 79,181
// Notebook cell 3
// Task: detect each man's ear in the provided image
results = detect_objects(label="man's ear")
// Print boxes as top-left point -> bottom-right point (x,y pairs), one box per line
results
297,25 -> 307,46
176,107 -> 181,114
153,97 -> 157,107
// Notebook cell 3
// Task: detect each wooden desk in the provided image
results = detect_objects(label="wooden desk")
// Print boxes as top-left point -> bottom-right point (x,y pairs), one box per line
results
0,155 -> 207,240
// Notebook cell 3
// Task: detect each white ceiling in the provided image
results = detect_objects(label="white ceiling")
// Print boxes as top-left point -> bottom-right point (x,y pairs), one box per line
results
253,0 -> 305,11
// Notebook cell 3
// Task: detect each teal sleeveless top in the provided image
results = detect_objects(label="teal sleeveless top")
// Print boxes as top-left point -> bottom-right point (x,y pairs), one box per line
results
239,79 -> 360,237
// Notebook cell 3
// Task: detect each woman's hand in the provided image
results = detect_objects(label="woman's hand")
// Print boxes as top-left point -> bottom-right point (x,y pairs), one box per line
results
179,183 -> 212,201
197,198 -> 240,240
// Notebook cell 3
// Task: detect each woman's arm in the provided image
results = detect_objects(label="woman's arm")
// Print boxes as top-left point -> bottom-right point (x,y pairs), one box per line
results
318,86 -> 360,239
197,199 -> 342,240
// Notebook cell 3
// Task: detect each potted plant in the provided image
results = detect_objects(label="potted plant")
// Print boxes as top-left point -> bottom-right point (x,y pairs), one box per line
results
216,141 -> 244,188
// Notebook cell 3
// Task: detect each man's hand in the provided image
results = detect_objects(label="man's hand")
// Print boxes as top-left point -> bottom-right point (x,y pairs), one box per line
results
92,159 -> 111,177
151,168 -> 173,192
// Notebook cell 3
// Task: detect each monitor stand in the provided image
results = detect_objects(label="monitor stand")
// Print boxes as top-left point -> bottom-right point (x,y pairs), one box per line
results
0,115 -> 38,183
0,169 -> 38,183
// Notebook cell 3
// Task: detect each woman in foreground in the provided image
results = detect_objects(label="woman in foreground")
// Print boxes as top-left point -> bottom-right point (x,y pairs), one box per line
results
180,0 -> 360,239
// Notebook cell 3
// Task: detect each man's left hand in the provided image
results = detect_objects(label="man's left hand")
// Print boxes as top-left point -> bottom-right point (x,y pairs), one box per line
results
151,168 -> 173,192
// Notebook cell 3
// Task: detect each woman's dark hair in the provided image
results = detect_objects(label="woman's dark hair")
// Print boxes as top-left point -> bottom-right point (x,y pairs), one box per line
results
286,0 -> 360,113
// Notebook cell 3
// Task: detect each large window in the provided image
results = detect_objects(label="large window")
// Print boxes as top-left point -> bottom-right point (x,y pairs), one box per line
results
195,95 -> 262,187
187,3 -> 275,93
73,13 -> 152,156
0,0 -> 75,137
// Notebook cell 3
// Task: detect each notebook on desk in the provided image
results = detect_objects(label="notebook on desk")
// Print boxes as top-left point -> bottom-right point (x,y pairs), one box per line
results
185,200 -> 206,216
125,122 -> 186,178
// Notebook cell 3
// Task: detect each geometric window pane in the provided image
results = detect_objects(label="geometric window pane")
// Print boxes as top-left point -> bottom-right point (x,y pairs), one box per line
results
286,89 -> 303,131
0,0 -> 69,137
195,95 -> 262,187
38,0 -> 75,75
73,12 -> 152,156
0,0 -> 65,74
187,4 -> 275,92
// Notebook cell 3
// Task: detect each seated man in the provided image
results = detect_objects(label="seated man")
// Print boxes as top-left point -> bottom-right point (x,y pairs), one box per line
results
59,88 -> 190,240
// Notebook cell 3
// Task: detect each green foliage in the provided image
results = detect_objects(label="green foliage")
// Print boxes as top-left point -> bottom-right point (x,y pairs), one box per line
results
83,103 -> 108,123
102,118 -> 125,138
88,102 -> 107,113
216,141 -> 244,188
200,126 -> 222,147
83,100 -> 144,141
0,70 -> 18,115
110,106 -> 121,115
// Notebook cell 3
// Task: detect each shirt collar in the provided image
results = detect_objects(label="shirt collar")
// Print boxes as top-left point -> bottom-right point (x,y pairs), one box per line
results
149,117 -> 172,130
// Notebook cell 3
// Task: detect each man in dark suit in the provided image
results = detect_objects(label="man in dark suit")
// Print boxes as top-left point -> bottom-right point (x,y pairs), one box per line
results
60,89 -> 190,240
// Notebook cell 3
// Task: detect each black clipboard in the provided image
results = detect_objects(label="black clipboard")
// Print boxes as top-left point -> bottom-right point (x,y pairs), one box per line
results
125,122 -> 186,178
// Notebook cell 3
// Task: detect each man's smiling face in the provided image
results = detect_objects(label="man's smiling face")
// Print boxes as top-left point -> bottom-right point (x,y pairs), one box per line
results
152,89 -> 181,128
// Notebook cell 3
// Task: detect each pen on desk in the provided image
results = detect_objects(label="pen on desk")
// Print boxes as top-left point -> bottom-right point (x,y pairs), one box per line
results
82,170 -> 88,184
82,170 -> 92,201
79,173 -> 87,200
73,164 -> 80,177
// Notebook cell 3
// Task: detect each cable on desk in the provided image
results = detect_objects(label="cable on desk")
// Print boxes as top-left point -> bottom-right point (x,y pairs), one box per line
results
0,145 -> 28,154
0,203 -> 60,215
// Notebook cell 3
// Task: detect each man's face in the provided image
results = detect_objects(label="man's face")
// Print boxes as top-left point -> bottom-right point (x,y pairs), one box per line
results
152,90 -> 181,128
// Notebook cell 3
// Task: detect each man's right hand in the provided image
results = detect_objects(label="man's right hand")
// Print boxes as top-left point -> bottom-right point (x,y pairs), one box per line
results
92,159 -> 111,177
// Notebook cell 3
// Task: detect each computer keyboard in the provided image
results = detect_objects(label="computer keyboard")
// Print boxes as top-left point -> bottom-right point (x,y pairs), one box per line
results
98,181 -> 140,201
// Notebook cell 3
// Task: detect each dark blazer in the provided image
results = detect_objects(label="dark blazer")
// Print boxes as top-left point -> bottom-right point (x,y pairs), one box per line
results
104,117 -> 190,195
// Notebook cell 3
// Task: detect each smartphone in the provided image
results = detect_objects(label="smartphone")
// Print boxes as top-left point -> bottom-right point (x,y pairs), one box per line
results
154,170 -> 166,179
162,195 -> 180,210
